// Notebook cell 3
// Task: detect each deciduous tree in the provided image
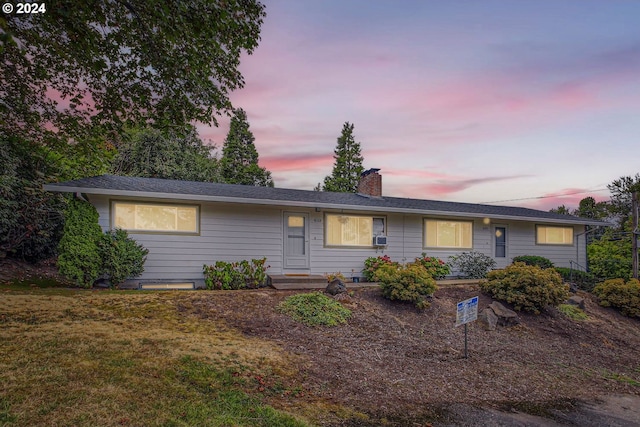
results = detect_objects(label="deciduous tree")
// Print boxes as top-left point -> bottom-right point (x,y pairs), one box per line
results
111,128 -> 220,182
1,0 -> 266,145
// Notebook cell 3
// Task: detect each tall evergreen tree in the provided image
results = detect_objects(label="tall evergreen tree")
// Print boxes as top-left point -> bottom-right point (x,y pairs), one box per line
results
322,122 -> 364,192
220,109 -> 274,186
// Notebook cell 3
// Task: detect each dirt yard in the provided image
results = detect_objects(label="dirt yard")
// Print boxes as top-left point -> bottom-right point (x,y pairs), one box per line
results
185,285 -> 640,426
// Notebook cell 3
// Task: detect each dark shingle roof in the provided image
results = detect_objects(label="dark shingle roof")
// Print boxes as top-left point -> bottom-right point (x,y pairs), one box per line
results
44,174 -> 606,225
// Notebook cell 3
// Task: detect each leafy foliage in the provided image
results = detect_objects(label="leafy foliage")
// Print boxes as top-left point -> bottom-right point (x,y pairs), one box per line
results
0,136 -> 67,261
98,229 -> 149,286
322,122 -> 364,192
511,255 -> 554,269
376,263 -> 437,309
202,258 -> 270,290
277,292 -> 352,326
1,0 -> 266,145
362,255 -> 398,282
448,251 -> 497,279
111,128 -> 220,181
57,199 -> 104,288
220,108 -> 274,186
587,230 -> 632,280
593,278 -> 640,318
481,263 -> 570,314
557,304 -> 588,321
414,253 -> 450,279
607,174 -> 640,231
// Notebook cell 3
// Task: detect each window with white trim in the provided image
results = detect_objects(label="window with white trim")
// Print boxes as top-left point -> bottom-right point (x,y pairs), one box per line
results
325,214 -> 385,247
424,219 -> 473,249
536,225 -> 573,245
112,201 -> 199,234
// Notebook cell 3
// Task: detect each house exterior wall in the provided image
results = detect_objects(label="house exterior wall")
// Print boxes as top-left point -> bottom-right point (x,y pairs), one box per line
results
88,195 -> 588,285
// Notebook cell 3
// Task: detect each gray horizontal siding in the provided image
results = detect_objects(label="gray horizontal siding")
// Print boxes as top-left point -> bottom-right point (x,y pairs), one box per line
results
86,195 -> 588,283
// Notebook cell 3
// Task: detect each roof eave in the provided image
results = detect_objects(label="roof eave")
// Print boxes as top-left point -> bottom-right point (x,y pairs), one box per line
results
44,184 -> 608,227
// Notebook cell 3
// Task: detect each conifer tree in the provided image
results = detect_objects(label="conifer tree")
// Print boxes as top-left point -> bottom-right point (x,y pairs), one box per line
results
221,109 -> 274,186
322,122 -> 364,192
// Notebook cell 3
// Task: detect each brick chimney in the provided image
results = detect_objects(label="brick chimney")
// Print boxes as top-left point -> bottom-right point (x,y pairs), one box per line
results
357,168 -> 382,197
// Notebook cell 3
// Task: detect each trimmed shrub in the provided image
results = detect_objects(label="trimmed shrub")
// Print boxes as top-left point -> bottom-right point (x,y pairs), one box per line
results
362,255 -> 398,281
376,263 -> 437,309
98,229 -> 149,286
277,292 -> 352,326
57,199 -> 104,288
448,251 -> 497,279
481,262 -> 570,314
593,278 -> 640,318
557,304 -> 588,321
414,253 -> 450,279
203,258 -> 270,290
512,255 -> 554,269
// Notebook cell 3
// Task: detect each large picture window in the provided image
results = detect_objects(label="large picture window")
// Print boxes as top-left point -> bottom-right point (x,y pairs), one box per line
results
325,214 -> 385,247
424,219 -> 472,249
112,201 -> 199,234
536,225 -> 573,245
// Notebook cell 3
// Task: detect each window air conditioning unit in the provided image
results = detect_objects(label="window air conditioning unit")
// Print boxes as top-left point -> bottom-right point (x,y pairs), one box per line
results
373,235 -> 388,246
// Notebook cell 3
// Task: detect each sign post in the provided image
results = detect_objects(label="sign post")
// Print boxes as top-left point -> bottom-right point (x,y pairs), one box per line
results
455,296 -> 479,359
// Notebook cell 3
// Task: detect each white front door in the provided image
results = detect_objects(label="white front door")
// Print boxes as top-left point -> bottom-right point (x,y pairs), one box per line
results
283,212 -> 310,270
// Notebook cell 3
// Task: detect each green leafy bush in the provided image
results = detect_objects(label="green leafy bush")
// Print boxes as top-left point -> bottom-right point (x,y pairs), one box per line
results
587,237 -> 632,280
362,255 -> 397,281
448,251 -> 497,279
376,263 -> 437,309
57,199 -> 104,288
414,253 -> 450,279
203,258 -> 270,290
593,278 -> 640,318
481,262 -> 570,314
277,292 -> 351,326
98,229 -> 149,286
557,304 -> 588,321
512,255 -> 554,269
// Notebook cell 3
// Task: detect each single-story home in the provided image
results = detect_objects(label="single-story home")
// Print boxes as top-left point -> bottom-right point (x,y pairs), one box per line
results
45,169 -> 605,289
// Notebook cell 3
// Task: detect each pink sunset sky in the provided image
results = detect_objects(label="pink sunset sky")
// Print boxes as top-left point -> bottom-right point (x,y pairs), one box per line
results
197,0 -> 640,211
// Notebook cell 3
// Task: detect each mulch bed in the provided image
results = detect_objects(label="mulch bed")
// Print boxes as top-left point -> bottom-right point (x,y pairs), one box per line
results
185,285 -> 640,422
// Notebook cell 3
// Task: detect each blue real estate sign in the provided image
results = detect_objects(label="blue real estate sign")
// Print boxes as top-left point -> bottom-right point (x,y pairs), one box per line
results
455,296 -> 479,327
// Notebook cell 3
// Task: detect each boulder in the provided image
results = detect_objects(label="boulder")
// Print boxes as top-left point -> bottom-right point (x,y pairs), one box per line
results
488,301 -> 520,327
566,295 -> 585,310
326,279 -> 347,295
477,308 -> 498,331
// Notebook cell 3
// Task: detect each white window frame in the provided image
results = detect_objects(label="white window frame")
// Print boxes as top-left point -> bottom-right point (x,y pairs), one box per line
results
536,225 -> 574,246
325,213 -> 385,248
111,201 -> 200,235
424,219 -> 473,249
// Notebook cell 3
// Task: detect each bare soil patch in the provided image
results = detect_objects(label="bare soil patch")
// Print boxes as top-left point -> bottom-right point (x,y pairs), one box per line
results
185,285 -> 640,426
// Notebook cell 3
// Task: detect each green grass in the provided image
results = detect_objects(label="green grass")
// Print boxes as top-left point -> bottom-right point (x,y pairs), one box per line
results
0,288 -> 310,427
557,304 -> 588,320
277,292 -> 352,326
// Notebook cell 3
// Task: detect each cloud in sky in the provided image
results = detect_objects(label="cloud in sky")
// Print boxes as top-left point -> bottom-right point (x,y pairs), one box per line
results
203,0 -> 640,211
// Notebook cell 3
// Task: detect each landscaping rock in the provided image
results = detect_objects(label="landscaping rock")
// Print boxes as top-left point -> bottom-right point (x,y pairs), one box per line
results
326,279 -> 347,295
566,295 -> 585,310
478,307 -> 498,331
488,301 -> 520,326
